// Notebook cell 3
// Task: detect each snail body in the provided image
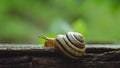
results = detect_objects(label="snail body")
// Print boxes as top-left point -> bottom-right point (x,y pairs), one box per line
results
40,32 -> 86,59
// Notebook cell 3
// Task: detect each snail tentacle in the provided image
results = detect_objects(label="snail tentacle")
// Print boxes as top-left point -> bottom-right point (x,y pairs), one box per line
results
39,34 -> 49,40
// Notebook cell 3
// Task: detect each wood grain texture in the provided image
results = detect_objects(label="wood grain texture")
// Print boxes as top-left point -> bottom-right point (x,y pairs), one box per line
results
0,44 -> 120,68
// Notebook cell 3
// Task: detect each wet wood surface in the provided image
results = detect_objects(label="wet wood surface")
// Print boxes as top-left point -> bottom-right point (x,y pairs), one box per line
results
0,44 -> 120,68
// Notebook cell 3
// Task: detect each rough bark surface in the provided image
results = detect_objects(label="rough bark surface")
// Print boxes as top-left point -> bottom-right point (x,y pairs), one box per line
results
0,44 -> 120,68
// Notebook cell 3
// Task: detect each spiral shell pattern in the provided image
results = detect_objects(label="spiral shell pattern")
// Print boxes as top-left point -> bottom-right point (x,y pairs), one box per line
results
55,32 -> 86,59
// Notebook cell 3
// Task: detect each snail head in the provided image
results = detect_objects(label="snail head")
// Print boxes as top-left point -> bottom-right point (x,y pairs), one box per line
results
39,34 -> 55,47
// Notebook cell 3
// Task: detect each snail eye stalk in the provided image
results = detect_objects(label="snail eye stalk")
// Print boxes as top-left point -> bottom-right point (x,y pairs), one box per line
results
39,34 -> 48,40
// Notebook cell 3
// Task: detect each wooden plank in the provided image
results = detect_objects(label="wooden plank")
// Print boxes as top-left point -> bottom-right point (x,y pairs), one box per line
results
0,44 -> 120,68
0,62 -> 32,68
32,57 -> 120,68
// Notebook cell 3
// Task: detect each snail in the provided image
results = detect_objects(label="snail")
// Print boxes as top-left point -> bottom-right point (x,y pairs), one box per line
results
40,32 -> 86,59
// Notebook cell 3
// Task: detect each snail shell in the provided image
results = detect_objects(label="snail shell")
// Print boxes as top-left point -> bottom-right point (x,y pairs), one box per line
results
55,32 -> 85,59
40,32 -> 86,59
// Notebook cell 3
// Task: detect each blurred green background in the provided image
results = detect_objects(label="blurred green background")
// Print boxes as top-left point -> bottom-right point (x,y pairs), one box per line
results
0,0 -> 120,44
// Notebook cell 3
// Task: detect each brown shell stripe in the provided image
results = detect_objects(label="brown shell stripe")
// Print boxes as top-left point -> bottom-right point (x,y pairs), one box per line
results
72,33 -> 85,46
56,38 -> 80,59
66,34 -> 84,49
63,37 -> 83,53
64,35 -> 85,52
59,36 -> 84,56
73,33 -> 84,43
73,33 -> 85,48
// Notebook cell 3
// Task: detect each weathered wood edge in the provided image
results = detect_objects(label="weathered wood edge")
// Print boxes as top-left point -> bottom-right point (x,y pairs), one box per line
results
0,44 -> 120,61
0,44 -> 120,68
0,44 -> 120,50
0,44 -> 120,53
